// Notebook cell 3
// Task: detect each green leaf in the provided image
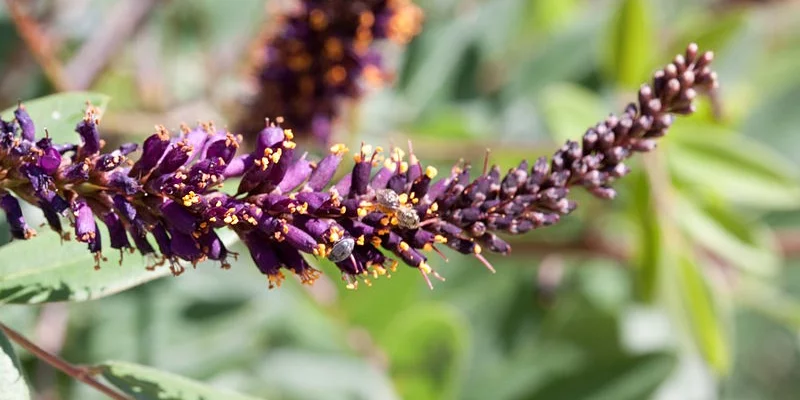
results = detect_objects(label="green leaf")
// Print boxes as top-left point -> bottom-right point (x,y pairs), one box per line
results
254,350 -> 398,400
0,92 -> 111,144
677,254 -> 731,375
0,230 -> 238,304
668,124 -> 800,209
602,0 -> 655,88
742,83 -> 800,167
674,195 -> 780,277
539,83 -> 606,143
627,170 -> 661,303
0,328 -> 31,400
381,303 -> 468,400
503,15 -> 600,98
529,352 -> 676,400
401,17 -> 478,117
526,0 -> 580,36
98,360 -> 260,400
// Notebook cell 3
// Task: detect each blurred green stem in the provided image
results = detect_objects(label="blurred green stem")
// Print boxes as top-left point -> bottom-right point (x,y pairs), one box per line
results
0,322 -> 131,400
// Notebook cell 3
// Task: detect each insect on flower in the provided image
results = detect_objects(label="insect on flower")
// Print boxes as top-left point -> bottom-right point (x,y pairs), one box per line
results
329,237 -> 356,263
0,43 -> 719,291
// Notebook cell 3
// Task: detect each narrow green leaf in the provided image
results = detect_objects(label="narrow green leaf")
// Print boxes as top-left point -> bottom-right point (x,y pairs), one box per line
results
677,254 -> 731,375
382,303 -> 468,400
0,92 -> 111,144
674,195 -> 780,277
627,170 -> 661,303
539,83 -> 605,143
98,360 -> 261,400
0,328 -> 31,400
668,124 -> 800,209
602,0 -> 655,88
0,230 -> 238,304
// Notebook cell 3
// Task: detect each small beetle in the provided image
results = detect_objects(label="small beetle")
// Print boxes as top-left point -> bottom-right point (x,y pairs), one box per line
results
375,188 -> 401,212
329,237 -> 356,263
396,206 -> 420,229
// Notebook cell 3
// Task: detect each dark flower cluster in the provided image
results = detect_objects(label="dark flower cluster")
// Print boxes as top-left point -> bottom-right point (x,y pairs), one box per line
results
236,0 -> 423,146
0,44 -> 717,289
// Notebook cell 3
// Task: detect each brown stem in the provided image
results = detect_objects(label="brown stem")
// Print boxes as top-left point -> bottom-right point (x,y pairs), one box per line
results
0,322 -> 131,400
63,0 -> 161,90
511,232 -> 629,263
4,0 -> 69,91
778,230 -> 800,258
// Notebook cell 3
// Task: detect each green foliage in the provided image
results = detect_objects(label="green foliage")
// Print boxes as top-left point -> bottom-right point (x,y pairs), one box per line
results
602,0 -> 655,88
98,361 -> 261,400
0,231 -> 170,304
0,329 -> 30,400
1,1 -> 800,399
0,92 -> 110,143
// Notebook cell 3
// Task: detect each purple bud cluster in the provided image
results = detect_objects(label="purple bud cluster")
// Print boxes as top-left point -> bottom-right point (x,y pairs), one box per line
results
0,44 -> 717,289
236,0 -> 424,146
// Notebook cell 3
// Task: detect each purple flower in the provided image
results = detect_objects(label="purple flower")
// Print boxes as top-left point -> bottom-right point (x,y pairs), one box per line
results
235,0 -> 424,146
0,44 -> 718,290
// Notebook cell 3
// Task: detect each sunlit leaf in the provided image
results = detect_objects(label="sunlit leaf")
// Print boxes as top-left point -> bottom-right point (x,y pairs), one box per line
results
0,230 -> 238,304
98,360 -> 260,400
0,329 -> 31,400
628,170 -> 661,303
678,254 -> 731,375
0,92 -> 111,144
601,0 -> 655,88
674,195 -> 780,277
668,124 -> 800,209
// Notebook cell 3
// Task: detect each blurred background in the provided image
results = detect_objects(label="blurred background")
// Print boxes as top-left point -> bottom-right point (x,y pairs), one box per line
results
1,0 -> 800,399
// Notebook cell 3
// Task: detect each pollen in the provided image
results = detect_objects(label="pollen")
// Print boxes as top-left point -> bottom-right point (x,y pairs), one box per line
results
182,191 -> 200,207
270,148 -> 283,164
330,143 -> 349,155
399,242 -> 410,251
425,166 -> 438,179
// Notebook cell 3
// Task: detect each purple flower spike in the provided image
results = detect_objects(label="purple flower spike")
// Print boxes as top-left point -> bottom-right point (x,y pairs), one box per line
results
130,126 -> 171,178
277,153 -> 313,193
160,200 -> 198,235
244,230 -> 285,288
75,107 -> 102,159
0,44 -> 718,290
72,198 -> 97,244
235,0 -> 423,146
14,104 -> 36,142
305,144 -> 348,191
1,193 -> 35,239
102,212 -> 131,251
153,140 -> 193,177
38,147 -> 62,175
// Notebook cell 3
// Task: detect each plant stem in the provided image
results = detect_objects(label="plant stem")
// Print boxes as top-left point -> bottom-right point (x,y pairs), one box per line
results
0,322 -> 131,400
4,0 -> 69,91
